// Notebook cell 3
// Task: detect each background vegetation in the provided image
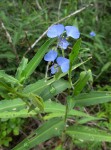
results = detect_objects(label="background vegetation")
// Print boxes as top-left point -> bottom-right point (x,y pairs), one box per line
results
0,0 -> 111,149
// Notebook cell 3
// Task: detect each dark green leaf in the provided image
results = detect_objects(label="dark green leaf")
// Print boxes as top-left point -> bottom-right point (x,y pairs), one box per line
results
74,91 -> 111,106
69,38 -> 81,66
0,70 -> 19,85
12,118 -> 64,150
40,79 -> 70,100
66,125 -> 111,142
23,39 -> 55,79
15,57 -> 28,82
74,70 -> 91,95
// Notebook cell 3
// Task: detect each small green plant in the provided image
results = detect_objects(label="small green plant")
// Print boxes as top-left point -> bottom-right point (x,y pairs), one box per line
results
1,23 -> 111,150
0,118 -> 24,147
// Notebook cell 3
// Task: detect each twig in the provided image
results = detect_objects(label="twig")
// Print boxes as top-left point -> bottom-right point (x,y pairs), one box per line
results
35,0 -> 42,10
1,21 -> 19,63
45,62 -> 50,81
102,142 -> 107,150
58,0 -> 62,20
24,4 -> 93,56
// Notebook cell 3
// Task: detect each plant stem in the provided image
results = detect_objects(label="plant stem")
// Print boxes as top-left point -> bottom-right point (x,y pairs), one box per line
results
62,49 -> 65,57
1,21 -> 19,63
45,62 -> 50,81
68,67 -> 74,89
61,100 -> 68,148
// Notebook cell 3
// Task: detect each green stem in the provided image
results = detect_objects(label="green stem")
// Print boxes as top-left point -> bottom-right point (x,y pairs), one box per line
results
45,62 -> 50,81
68,66 -> 74,89
61,100 -> 69,147
62,49 -> 65,57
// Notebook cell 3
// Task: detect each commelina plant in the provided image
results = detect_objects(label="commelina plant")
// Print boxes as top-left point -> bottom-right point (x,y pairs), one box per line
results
1,23 -> 111,150
44,24 -> 80,74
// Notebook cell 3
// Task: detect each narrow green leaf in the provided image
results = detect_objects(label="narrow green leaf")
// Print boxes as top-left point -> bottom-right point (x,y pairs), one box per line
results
23,78 -> 55,95
66,125 -> 111,142
0,109 -> 37,119
0,99 -> 26,112
44,112 -> 64,120
40,79 -> 71,100
69,38 -> 81,65
77,117 -> 102,124
12,118 -> 64,150
0,99 -> 38,118
44,100 -> 97,119
101,62 -> 111,73
0,70 -> 19,85
74,70 -> 91,95
15,57 -> 28,82
30,93 -> 44,111
74,91 -> 111,106
23,39 -> 55,79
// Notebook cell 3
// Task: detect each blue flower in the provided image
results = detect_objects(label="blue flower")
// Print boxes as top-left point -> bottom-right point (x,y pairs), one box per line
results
50,64 -> 58,74
56,57 -> 70,73
44,50 -> 57,62
89,31 -> 96,37
47,24 -> 65,38
58,38 -> 70,49
65,26 -> 80,39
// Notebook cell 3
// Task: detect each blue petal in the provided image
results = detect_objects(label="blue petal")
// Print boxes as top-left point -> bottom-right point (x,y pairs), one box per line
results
50,64 -> 58,74
61,63 -> 70,73
47,24 -> 64,38
58,38 -> 70,49
90,31 -> 96,37
56,57 -> 70,73
65,26 -> 80,39
44,50 -> 58,62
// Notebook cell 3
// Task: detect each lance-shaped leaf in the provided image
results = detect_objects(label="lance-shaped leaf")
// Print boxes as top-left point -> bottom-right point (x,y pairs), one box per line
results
66,125 -> 111,142
23,78 -> 55,95
74,70 -> 91,96
22,39 -> 55,79
12,118 -> 64,150
40,79 -> 71,100
74,91 -> 111,106
0,109 -> 37,119
44,100 -> 98,119
0,99 -> 38,118
15,57 -> 28,82
69,38 -> 81,67
0,70 -> 20,85
0,99 -> 26,112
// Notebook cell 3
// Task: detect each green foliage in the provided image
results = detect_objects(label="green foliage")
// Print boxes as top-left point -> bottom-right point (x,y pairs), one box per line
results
0,35 -> 110,150
69,38 -> 81,67
12,118 -> 64,150
74,70 -> 92,95
22,39 -> 55,80
74,91 -> 111,106
66,125 -> 111,142
0,118 -> 24,147
0,0 -> 111,150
